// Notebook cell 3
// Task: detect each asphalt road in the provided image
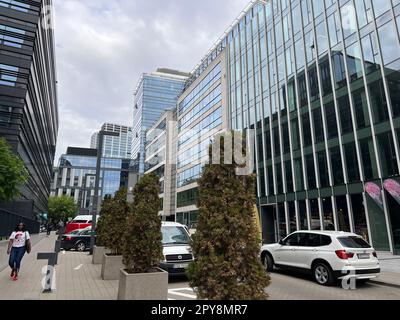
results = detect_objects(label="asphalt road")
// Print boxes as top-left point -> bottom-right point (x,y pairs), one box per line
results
167,270 -> 400,300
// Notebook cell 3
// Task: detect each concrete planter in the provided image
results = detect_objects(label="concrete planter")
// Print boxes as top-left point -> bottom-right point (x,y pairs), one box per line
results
101,253 -> 123,280
92,246 -> 110,265
117,267 -> 168,300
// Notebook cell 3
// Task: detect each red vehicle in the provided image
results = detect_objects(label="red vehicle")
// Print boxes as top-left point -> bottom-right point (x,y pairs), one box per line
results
65,215 -> 96,234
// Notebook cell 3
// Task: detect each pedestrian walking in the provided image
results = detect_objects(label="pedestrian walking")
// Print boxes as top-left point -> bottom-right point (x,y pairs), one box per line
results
7,222 -> 31,281
46,221 -> 52,236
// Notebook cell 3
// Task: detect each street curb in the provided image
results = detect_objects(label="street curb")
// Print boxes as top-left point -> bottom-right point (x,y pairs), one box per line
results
369,280 -> 400,289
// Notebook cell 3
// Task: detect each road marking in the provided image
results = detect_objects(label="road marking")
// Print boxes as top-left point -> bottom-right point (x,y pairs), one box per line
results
74,264 -> 83,270
168,288 -> 197,299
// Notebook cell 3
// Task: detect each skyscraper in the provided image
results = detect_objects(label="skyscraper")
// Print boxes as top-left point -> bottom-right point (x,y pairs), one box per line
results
90,123 -> 133,159
131,68 -> 188,174
0,0 -> 58,221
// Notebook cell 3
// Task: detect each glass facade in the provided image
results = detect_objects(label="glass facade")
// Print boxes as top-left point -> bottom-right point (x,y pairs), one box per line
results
52,151 -> 130,210
223,0 -> 400,253
132,71 -> 187,174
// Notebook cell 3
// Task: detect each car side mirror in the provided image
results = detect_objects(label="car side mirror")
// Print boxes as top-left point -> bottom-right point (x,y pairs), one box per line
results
279,239 -> 284,245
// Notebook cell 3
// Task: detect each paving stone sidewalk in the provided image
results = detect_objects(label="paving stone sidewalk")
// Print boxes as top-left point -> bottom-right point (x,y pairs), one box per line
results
370,252 -> 400,288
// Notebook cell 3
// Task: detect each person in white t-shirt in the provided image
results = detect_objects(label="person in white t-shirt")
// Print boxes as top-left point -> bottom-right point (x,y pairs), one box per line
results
7,222 -> 31,281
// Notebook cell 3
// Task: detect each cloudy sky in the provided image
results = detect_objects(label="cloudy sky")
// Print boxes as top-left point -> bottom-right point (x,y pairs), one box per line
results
53,0 -> 249,160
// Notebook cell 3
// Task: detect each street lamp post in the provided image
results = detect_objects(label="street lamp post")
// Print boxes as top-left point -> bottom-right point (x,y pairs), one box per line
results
89,130 -> 120,255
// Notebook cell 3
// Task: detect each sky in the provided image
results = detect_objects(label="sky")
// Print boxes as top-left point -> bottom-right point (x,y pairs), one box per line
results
53,0 -> 250,161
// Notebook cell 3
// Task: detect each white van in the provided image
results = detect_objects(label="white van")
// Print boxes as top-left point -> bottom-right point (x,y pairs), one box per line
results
159,221 -> 194,276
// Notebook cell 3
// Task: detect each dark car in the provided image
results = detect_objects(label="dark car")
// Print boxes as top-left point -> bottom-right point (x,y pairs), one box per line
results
61,229 -> 95,251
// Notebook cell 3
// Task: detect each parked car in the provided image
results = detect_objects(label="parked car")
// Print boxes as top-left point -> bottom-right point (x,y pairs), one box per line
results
260,230 -> 380,286
159,222 -> 194,276
61,228 -> 95,251
65,215 -> 97,234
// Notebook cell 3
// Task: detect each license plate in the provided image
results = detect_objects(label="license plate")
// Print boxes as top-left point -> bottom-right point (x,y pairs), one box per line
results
357,253 -> 370,259
173,263 -> 189,269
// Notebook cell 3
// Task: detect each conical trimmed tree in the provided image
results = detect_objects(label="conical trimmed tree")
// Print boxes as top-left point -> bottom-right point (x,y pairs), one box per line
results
122,173 -> 163,273
187,131 -> 270,300
96,195 -> 113,247
97,188 -> 129,255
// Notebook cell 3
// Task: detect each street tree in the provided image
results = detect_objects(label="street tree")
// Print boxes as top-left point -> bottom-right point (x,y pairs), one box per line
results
187,131 -> 270,300
47,196 -> 77,222
122,173 -> 163,273
0,137 -> 28,202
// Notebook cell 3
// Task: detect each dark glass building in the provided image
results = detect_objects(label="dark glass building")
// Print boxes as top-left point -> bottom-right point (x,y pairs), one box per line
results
0,0 -> 58,220
225,0 -> 400,255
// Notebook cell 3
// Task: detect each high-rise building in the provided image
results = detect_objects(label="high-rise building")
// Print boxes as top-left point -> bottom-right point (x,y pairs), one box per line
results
224,0 -> 400,255
144,0 -> 400,255
175,46 -> 229,227
131,68 -> 188,174
51,147 -> 131,214
90,123 -> 133,159
145,110 -> 177,220
0,0 -> 58,221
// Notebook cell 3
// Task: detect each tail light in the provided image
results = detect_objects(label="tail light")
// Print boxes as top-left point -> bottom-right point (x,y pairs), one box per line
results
335,250 -> 355,259
372,251 -> 378,258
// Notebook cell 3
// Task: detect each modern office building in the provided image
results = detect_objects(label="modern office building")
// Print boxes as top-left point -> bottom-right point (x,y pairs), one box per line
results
0,0 -> 58,221
219,0 -> 400,255
140,0 -> 399,255
175,46 -> 229,228
90,123 -> 133,159
51,147 -> 130,213
144,110 -> 177,220
131,68 -> 188,174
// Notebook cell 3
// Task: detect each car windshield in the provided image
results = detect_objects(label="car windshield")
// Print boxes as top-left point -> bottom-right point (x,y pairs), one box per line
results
162,226 -> 190,245
337,236 -> 371,248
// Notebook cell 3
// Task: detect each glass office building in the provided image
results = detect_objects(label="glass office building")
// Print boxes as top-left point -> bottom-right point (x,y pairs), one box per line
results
175,50 -> 229,228
223,0 -> 400,254
90,123 -> 133,159
132,68 -> 188,174
51,148 -> 130,212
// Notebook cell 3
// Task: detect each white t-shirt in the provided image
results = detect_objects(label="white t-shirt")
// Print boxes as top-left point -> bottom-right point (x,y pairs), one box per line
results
9,231 -> 30,248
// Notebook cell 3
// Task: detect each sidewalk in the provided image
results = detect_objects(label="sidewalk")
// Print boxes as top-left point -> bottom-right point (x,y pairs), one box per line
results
0,233 -> 117,300
370,252 -> 400,288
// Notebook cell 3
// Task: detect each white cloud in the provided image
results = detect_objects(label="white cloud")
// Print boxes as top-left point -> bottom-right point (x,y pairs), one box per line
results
54,0 -> 249,160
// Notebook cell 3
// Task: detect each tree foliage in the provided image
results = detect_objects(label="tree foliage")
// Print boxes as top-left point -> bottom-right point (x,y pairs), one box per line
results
47,196 -> 77,222
187,131 -> 270,300
122,173 -> 163,273
0,137 -> 28,202
97,188 -> 129,255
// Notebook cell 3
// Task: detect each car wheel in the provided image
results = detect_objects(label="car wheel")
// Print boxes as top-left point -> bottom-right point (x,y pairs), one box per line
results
75,242 -> 86,252
313,262 -> 334,286
263,253 -> 274,272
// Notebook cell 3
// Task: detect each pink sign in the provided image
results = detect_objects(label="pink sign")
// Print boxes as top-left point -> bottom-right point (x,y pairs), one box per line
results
365,182 -> 383,210
383,179 -> 400,206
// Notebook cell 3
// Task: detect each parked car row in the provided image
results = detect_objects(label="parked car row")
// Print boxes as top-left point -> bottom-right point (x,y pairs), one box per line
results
62,215 -> 381,286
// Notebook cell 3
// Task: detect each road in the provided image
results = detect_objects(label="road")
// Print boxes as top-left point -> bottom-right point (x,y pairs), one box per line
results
168,270 -> 400,300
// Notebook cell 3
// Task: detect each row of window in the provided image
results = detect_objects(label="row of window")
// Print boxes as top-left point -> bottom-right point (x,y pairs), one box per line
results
178,106 -> 222,150
0,63 -> 18,86
177,164 -> 202,188
179,63 -> 221,114
179,84 -> 222,131
0,24 -> 27,49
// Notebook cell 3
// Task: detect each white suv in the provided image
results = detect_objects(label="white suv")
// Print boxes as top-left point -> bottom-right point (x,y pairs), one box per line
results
260,231 -> 380,286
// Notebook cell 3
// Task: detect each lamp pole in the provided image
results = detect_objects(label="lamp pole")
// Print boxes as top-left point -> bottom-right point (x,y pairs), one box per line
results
89,130 -> 120,255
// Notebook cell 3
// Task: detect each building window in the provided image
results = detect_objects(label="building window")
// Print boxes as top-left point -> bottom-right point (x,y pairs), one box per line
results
350,194 -> 369,242
344,142 -> 360,183
330,146 -> 344,185
336,195 -> 351,232
377,132 -> 399,177
306,154 -> 316,189
324,102 -> 338,139
322,197 -> 335,230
